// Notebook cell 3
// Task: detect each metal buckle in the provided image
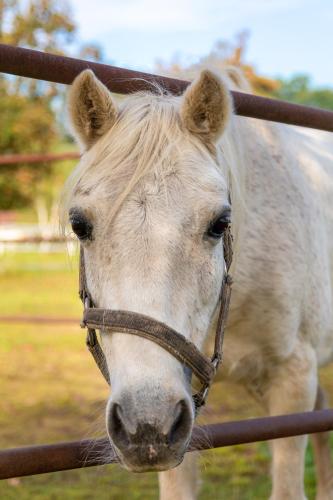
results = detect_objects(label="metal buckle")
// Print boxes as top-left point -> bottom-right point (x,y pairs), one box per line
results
193,383 -> 210,412
200,385 -> 209,402
212,357 -> 220,370
211,352 -> 222,371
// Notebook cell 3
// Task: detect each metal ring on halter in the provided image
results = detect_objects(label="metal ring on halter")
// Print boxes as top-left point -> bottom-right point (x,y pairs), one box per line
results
211,356 -> 220,370
199,385 -> 210,404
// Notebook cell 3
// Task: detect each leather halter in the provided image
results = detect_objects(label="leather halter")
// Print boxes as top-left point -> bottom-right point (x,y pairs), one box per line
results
79,227 -> 233,413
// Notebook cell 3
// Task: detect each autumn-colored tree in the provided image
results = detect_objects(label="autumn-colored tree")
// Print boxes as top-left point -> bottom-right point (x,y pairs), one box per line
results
0,1 -> 103,216
0,0 -> 77,210
156,31 -> 333,109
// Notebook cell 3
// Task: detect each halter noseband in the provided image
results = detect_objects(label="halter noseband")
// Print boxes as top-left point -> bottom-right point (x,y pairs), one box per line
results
79,227 -> 233,413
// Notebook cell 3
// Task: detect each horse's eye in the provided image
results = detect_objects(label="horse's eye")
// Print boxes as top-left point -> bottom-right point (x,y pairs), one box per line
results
207,211 -> 231,239
69,210 -> 93,241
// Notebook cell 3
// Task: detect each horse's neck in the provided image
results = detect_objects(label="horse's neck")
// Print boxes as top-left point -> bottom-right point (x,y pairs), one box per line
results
225,114 -> 333,291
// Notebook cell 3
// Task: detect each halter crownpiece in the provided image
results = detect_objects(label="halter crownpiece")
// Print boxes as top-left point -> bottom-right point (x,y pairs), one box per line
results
79,226 -> 233,413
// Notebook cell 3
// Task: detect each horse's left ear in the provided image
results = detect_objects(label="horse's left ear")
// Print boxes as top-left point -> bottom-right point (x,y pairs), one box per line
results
180,70 -> 232,144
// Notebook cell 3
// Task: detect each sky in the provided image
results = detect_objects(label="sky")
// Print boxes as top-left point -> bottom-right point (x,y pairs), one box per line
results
70,0 -> 333,87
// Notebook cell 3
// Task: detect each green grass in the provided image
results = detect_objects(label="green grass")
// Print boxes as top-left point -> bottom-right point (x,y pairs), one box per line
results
0,251 -> 80,317
0,251 -> 331,499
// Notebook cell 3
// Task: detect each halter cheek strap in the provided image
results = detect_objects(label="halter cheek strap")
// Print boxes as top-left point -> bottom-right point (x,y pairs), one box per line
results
79,226 -> 233,413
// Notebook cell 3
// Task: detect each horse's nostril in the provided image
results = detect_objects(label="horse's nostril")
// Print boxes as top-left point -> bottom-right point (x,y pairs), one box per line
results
168,399 -> 192,446
108,403 -> 130,448
108,397 -> 193,463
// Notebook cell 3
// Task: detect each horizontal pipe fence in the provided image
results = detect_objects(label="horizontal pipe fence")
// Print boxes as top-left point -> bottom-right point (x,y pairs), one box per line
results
1,410 -> 333,480
0,151 -> 79,165
1,43 -> 333,132
1,43 -> 333,479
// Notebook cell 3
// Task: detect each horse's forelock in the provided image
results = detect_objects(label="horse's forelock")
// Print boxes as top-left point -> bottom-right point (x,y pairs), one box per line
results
60,75 -> 246,239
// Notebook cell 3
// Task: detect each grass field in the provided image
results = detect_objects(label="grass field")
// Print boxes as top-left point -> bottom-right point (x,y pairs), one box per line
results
0,251 -> 332,499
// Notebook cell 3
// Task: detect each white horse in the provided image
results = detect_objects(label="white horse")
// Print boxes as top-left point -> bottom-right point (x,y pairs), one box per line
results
62,67 -> 333,499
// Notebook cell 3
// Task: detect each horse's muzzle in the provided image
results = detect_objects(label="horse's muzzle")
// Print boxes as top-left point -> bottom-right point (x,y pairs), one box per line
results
107,398 -> 192,471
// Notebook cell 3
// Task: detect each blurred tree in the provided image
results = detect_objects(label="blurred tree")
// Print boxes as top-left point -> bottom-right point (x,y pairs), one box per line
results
0,0 -> 76,211
0,90 -> 56,209
272,74 -> 333,110
0,0 -> 103,221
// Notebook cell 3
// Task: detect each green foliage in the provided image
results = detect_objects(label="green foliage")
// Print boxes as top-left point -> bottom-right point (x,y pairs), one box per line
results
272,74 -> 333,110
0,0 -> 104,213
0,89 -> 56,208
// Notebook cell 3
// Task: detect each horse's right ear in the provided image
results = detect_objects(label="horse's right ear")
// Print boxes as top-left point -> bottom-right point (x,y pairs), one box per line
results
68,69 -> 118,151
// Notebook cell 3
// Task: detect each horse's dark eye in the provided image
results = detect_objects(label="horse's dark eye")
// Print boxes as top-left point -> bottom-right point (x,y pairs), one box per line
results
207,212 -> 231,239
69,209 -> 93,241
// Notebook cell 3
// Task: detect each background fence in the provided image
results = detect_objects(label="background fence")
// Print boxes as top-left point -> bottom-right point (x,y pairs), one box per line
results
0,152 -> 79,166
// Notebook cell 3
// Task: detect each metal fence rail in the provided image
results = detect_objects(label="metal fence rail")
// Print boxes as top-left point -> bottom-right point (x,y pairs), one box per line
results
1,43 -> 333,480
1,43 -> 333,132
0,151 -> 79,165
1,410 -> 333,480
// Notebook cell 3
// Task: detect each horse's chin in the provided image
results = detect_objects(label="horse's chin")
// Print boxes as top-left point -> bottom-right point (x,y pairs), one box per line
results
114,446 -> 185,473
121,460 -> 183,473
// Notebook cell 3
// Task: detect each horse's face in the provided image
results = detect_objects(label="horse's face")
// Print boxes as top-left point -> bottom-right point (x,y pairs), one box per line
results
66,69 -> 232,471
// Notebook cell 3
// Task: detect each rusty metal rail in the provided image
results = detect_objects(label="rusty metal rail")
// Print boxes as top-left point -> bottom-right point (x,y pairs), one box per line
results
1,43 -> 333,132
0,151 -> 79,165
1,410 -> 333,479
